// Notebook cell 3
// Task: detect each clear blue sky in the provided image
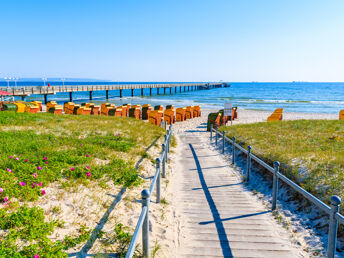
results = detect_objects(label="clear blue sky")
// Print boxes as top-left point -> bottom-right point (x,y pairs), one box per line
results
1,0 -> 344,82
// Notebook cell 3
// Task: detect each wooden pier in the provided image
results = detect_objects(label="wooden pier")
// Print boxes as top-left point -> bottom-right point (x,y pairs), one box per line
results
0,82 -> 228,103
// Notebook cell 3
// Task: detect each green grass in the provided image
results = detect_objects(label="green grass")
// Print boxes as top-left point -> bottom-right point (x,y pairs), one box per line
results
0,112 -> 165,256
220,119 -> 344,206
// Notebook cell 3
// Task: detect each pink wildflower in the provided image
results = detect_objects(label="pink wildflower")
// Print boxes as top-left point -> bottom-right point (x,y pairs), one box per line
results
86,154 -> 90,157
19,182 -> 26,186
15,157 -> 19,161
59,136 -> 62,139
118,132 -> 121,138
32,173 -> 38,178
70,167 -> 75,171
54,138 -> 57,140
41,190 -> 46,195
86,172 -> 91,177
3,196 -> 9,202
80,143 -> 83,146
86,166 -> 90,170
9,156 -> 13,159
7,168 -> 12,173
100,141 -> 103,144
34,255 -> 39,258
95,131 -> 98,134
24,159 -> 28,162
37,166 -> 42,170
32,183 -> 37,188
0,188 -> 3,193
43,157 -> 47,161
45,161 -> 48,164
38,182 -> 43,187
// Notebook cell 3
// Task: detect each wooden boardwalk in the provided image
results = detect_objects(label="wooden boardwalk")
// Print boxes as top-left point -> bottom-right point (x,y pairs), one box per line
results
175,134 -> 302,257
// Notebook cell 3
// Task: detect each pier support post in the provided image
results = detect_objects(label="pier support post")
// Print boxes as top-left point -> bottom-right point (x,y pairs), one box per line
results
21,96 -> 25,101
170,87 -> 172,94
175,87 -> 177,93
150,88 -> 152,96
89,91 -> 93,101
164,88 -> 166,94
106,90 -> 109,100
44,94 -> 48,104
141,88 -> 144,96
120,89 -> 123,98
157,88 -> 160,95
131,89 -> 134,97
69,92 -> 73,102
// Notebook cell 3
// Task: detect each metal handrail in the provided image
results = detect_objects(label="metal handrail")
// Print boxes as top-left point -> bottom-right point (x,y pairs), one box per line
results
210,124 -> 342,258
125,124 -> 173,258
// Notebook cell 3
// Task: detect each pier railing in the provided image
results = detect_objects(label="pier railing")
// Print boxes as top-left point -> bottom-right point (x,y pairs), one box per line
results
125,125 -> 172,258
0,82 -> 224,97
210,124 -> 343,258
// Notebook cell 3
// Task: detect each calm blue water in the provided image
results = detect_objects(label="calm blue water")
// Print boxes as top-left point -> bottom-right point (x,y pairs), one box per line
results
1,81 -> 344,114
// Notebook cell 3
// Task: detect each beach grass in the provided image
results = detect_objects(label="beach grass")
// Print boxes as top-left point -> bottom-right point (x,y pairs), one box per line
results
0,112 -> 165,256
220,119 -> 344,206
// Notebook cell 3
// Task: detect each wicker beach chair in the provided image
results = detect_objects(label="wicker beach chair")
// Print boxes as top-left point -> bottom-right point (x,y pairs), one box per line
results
176,108 -> 186,122
148,110 -> 164,126
48,105 -> 63,115
193,106 -> 201,117
91,105 -> 100,115
25,103 -> 39,113
13,102 -> 26,113
164,109 -> 175,125
267,108 -> 283,121
185,106 -> 194,119
142,105 -> 153,120
339,110 -> 344,120
129,107 -> 141,120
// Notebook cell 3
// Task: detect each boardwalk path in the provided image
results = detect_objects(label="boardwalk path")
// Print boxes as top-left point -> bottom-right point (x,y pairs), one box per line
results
173,122 -> 304,257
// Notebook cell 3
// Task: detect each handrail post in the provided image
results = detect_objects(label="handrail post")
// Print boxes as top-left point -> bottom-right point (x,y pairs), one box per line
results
156,158 -> 161,203
327,195 -> 341,258
161,144 -> 166,178
232,137 -> 236,164
210,124 -> 213,140
222,131 -> 225,154
272,161 -> 280,210
215,127 -> 218,145
142,189 -> 150,258
164,134 -> 169,160
246,146 -> 251,182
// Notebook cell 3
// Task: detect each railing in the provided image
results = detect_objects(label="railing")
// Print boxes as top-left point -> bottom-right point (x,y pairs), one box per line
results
0,82 -> 223,96
126,125 -> 172,258
210,124 -> 343,258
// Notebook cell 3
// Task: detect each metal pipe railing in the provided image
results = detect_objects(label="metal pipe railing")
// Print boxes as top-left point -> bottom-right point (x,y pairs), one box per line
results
126,124 -> 172,258
210,127 -> 342,258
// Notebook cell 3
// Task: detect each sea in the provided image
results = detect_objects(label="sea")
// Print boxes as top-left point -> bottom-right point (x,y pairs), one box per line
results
1,81 -> 344,114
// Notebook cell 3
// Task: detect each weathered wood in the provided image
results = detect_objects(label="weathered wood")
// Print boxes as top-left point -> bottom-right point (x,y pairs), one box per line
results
176,134 -> 302,257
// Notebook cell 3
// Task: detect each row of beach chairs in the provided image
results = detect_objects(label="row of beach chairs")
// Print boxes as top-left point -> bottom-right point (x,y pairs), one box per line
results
0,101 -> 43,113
61,102 -> 201,126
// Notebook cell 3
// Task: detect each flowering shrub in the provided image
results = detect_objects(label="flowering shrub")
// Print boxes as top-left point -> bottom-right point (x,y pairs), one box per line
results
0,129 -> 139,203
0,112 -> 164,255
